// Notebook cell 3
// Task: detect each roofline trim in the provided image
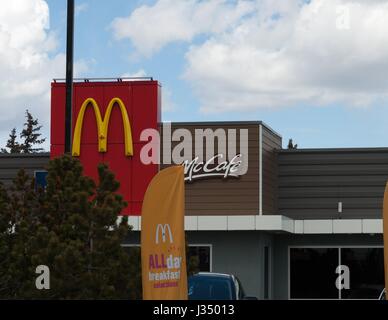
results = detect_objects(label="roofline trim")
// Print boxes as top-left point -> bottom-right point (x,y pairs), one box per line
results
167,121 -> 282,139
0,152 -> 50,158
277,147 -> 388,154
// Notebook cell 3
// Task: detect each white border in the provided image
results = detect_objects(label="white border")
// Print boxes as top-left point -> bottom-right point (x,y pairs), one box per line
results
123,216 -> 383,234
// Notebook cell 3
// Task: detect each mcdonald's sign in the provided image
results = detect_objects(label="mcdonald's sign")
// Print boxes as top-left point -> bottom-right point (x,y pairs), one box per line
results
71,97 -> 134,157
50,80 -> 161,215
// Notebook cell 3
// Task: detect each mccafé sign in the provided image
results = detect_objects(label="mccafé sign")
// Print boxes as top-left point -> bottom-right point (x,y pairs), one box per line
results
51,80 -> 160,215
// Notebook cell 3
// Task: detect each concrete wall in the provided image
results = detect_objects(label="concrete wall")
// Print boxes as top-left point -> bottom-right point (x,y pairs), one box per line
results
272,233 -> 384,300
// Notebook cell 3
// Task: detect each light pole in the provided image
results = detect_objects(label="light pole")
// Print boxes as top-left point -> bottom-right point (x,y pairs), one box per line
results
65,0 -> 74,154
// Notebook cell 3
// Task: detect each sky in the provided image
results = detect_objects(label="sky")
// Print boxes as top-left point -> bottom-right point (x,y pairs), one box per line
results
1,0 -> 388,150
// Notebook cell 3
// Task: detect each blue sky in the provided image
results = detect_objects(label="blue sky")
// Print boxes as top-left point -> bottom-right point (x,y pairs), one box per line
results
2,0 -> 388,149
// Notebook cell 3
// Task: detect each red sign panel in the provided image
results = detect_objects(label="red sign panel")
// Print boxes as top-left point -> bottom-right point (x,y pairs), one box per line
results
51,80 -> 161,215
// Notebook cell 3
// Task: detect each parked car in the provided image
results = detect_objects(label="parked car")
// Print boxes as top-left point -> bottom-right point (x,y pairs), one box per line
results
188,272 -> 258,300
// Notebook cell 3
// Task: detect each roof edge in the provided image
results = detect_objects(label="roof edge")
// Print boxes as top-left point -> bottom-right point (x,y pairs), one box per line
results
277,147 -> 388,153
167,121 -> 282,138
0,152 -> 50,158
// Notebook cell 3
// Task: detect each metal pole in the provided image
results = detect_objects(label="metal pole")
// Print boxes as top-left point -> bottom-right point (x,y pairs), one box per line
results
65,0 -> 74,153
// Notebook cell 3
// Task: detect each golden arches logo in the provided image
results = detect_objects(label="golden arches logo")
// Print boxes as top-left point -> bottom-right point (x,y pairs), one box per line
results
72,97 -> 133,157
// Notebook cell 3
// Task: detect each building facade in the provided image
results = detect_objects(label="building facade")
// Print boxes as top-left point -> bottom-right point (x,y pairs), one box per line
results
0,121 -> 386,299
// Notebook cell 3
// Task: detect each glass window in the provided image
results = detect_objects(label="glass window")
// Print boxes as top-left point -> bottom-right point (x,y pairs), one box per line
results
188,246 -> 211,272
290,247 -> 384,300
290,248 -> 339,299
34,170 -> 48,191
341,248 -> 384,299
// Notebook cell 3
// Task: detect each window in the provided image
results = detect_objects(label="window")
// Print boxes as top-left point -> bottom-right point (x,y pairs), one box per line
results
341,248 -> 384,299
34,170 -> 48,191
289,247 -> 384,300
188,245 -> 212,273
290,248 -> 338,299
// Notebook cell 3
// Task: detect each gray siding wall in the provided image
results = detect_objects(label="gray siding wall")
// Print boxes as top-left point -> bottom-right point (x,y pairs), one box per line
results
0,153 -> 50,187
278,148 -> 388,219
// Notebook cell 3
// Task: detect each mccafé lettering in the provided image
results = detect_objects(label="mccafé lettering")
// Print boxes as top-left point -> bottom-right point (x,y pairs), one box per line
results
183,154 -> 243,182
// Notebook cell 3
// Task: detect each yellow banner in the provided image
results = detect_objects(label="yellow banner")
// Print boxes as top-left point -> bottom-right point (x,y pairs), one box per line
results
383,182 -> 388,300
141,166 -> 187,300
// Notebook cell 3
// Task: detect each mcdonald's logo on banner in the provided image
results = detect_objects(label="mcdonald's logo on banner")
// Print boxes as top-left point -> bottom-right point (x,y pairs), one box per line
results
155,224 -> 174,244
71,97 -> 134,157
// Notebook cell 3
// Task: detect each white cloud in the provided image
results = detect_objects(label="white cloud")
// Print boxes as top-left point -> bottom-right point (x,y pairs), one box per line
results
183,0 -> 388,112
121,69 -> 147,78
111,0 -> 254,57
75,3 -> 89,16
161,87 -> 176,113
111,0 -> 388,113
0,0 -> 87,151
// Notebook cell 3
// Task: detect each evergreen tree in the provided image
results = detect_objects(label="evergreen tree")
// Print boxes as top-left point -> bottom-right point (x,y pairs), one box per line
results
287,139 -> 298,149
0,181 -> 12,295
20,110 -> 46,153
125,246 -> 142,299
1,128 -> 21,154
0,155 -> 138,299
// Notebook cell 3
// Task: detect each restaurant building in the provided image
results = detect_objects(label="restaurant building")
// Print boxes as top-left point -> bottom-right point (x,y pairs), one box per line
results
0,79 -> 386,299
